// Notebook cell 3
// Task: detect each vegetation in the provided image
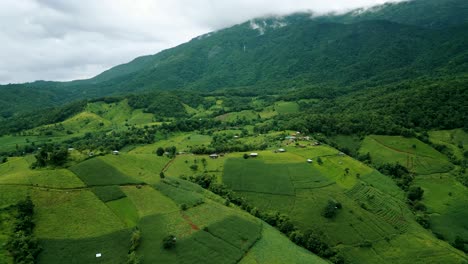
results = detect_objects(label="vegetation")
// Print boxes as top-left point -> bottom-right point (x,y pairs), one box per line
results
5,197 -> 41,264
0,1 -> 467,263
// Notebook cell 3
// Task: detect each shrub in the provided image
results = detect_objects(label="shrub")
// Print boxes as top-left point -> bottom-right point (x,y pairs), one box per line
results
162,235 -> 177,249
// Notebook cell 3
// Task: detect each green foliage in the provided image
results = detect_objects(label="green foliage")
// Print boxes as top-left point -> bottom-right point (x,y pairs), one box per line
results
70,158 -> 142,186
5,197 -> 41,264
32,145 -> 69,168
322,200 -> 342,219
91,186 -> 127,202
156,147 -> 164,156
407,186 -> 424,201
162,235 -> 177,249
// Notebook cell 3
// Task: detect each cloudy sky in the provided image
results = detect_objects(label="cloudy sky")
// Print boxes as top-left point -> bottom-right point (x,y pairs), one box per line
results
0,0 -> 406,84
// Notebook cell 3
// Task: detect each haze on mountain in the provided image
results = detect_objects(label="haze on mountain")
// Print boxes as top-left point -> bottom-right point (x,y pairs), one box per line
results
0,0 -> 408,84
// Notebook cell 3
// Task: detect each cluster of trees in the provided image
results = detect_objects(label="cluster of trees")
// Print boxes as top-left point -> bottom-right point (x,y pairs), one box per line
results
156,146 -> 177,158
0,100 -> 87,135
322,200 -> 342,218
64,126 -> 157,152
185,174 -> 344,263
377,163 -> 413,191
5,197 -> 41,264
32,145 -> 69,168
126,228 -> 141,264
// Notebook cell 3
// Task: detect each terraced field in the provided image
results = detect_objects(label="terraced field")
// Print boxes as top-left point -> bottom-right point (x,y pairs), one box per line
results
360,135 -> 453,175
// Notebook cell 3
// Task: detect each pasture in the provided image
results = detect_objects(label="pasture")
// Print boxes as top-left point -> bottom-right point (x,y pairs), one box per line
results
91,185 -> 126,202
0,157 -> 85,188
38,229 -> 132,264
69,157 -> 142,186
99,153 -> 168,184
106,197 -> 139,227
32,189 -> 126,239
274,101 -> 300,114
239,224 -> 327,264
359,135 -> 453,175
414,175 -> 468,243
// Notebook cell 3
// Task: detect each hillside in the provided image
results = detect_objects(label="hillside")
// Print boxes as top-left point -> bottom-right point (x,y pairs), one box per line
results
0,0 -> 467,116
1,0 -> 468,263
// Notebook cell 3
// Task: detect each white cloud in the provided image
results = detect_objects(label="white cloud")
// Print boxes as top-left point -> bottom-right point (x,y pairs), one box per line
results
0,0 -> 407,84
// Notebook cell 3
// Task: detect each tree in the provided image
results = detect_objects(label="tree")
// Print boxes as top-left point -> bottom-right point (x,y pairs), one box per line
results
162,235 -> 177,249
190,164 -> 198,171
159,171 -> 165,179
156,147 -> 164,156
407,186 -> 424,201
317,157 -> 323,165
322,200 -> 341,218
243,153 -> 249,159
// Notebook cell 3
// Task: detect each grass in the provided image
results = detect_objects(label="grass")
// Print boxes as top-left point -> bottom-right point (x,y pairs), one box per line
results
239,224 -> 327,264
414,174 -> 468,243
359,135 -> 453,175
38,229 -> 132,264
121,185 -> 178,217
91,185 -> 126,202
204,215 -> 262,251
106,197 -> 139,227
0,157 -> 85,188
274,101 -> 299,114
155,178 -> 205,208
32,189 -> 126,239
129,133 -> 212,154
69,157 -> 142,186
0,207 -> 15,264
215,110 -> 259,122
429,129 -> 468,160
0,186 -> 30,210
165,154 -> 226,180
223,158 -> 295,195
139,211 -> 262,264
99,153 -> 168,184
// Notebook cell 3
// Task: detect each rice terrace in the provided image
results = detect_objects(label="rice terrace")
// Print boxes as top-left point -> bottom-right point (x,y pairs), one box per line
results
0,0 -> 467,263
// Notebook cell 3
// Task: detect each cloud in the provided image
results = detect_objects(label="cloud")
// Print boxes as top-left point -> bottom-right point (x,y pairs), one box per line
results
0,0 -> 407,84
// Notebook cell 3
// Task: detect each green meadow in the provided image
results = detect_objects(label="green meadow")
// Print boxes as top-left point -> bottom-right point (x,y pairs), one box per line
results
359,135 -> 453,175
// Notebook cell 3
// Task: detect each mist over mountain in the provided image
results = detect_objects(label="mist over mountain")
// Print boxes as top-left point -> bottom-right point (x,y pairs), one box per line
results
0,0 -> 466,117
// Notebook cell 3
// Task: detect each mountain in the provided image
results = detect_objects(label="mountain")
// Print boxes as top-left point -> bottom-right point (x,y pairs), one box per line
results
1,0 -> 467,117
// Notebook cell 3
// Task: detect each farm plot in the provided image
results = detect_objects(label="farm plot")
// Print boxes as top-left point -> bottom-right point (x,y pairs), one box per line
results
32,189 -> 126,239
239,224 -> 327,264
38,229 -> 132,264
414,175 -> 468,243
223,158 -> 295,195
91,185 -> 126,202
106,197 -> 139,227
155,177 -> 206,208
360,135 -> 453,175
69,157 -> 142,186
122,185 -> 178,217
274,101 -> 299,114
0,157 -> 85,188
100,153 -> 168,184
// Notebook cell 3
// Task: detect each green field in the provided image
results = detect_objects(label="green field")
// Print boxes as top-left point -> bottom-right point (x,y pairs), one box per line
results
414,175 -> 468,243
274,101 -> 300,114
0,157 -> 85,188
106,197 -> 139,227
32,189 -> 126,239
240,224 -> 328,264
69,157 -> 142,186
429,129 -> 468,160
38,229 -> 132,264
359,135 -> 453,175
91,185 -> 126,202
99,153 -> 168,184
